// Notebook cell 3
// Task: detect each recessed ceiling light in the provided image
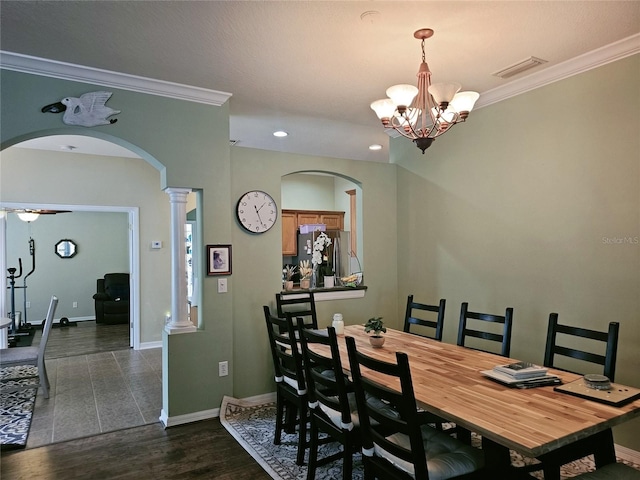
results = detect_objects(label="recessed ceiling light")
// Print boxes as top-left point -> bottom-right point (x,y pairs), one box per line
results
273,131 -> 288,138
369,144 -> 383,151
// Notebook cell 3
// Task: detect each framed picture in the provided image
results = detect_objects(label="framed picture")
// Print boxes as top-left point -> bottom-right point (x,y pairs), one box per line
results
206,244 -> 232,276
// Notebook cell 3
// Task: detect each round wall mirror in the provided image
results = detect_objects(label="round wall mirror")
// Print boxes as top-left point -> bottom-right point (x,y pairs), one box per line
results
55,239 -> 77,258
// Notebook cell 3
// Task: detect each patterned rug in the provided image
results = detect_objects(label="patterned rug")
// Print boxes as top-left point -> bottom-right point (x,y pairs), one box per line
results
0,365 -> 39,451
220,396 -> 640,480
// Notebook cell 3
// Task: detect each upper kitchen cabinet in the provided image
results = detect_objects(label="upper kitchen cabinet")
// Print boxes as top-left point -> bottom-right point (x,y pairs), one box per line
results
282,210 -> 344,255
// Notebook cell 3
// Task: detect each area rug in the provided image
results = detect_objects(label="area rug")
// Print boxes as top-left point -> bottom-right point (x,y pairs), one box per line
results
0,366 -> 39,451
220,395 -> 640,480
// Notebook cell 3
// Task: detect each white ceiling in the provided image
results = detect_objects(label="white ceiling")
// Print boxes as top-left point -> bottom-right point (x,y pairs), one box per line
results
1,1 -> 639,162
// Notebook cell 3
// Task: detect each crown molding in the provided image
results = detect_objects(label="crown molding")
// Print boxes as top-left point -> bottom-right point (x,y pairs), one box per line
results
0,51 -> 232,106
2,33 -> 638,110
476,33 -> 640,109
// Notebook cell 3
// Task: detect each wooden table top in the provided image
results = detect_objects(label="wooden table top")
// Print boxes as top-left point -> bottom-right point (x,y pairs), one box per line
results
333,325 -> 640,458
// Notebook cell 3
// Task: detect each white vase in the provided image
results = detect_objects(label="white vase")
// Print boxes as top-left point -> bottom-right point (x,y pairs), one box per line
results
324,276 -> 334,288
369,335 -> 385,348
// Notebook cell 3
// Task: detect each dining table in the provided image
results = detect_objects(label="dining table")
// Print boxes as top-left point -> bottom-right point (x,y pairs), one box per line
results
330,325 -> 640,478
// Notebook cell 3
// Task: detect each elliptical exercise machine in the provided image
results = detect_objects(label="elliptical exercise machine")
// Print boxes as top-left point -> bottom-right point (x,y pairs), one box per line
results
6,237 -> 36,343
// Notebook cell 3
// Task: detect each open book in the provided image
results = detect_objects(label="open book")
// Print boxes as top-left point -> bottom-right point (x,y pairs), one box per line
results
493,361 -> 548,379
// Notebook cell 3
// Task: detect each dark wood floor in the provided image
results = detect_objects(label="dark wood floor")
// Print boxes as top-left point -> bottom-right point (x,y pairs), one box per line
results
41,320 -> 130,359
1,418 -> 270,479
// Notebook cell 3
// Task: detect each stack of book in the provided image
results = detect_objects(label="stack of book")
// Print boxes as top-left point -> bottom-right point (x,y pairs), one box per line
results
482,361 -> 561,388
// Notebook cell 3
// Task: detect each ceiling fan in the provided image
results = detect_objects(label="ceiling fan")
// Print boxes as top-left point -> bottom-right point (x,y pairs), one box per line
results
2,208 -> 72,222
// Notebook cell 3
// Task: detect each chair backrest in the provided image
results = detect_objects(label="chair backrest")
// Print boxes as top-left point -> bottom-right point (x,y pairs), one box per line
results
345,336 -> 430,480
457,302 -> 513,357
39,295 -> 59,358
262,306 -> 306,394
543,313 -> 619,381
103,273 -> 130,300
403,295 -> 446,341
297,320 -> 353,431
275,292 -> 318,329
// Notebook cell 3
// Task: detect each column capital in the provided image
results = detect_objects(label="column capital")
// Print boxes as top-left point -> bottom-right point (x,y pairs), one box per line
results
165,187 -> 192,203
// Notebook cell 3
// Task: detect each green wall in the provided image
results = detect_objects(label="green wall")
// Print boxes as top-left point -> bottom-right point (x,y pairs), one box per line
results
230,146 -> 398,398
5,210 -> 128,322
394,54 -> 640,450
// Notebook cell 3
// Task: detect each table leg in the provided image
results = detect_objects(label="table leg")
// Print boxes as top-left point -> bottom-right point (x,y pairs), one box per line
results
481,436 -> 511,467
538,427 -> 616,479
593,428 -> 616,468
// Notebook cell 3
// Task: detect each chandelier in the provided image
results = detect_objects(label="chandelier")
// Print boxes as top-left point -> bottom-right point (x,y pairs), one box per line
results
370,28 -> 479,154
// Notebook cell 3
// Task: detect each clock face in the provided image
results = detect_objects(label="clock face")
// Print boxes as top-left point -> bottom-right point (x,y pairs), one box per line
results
236,190 -> 278,233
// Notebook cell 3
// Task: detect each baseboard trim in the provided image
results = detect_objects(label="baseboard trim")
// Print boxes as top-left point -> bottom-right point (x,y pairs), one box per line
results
139,341 -> 162,350
159,408 -> 220,428
159,392 -> 277,428
616,444 -> 640,464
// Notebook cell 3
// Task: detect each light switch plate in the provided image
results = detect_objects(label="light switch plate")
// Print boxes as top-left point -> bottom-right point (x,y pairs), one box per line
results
217,278 -> 228,293
151,241 -> 162,249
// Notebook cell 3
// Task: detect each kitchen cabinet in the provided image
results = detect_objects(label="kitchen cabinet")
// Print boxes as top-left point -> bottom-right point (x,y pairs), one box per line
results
281,211 -> 298,256
282,209 -> 345,255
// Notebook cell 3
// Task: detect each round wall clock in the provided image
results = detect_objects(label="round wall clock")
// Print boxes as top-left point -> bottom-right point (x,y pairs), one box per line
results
236,190 -> 278,233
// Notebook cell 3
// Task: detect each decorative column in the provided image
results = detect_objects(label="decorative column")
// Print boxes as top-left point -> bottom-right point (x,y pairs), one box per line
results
165,188 -> 196,334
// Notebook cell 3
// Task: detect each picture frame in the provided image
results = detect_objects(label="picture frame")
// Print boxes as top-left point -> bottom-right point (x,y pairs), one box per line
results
206,244 -> 232,276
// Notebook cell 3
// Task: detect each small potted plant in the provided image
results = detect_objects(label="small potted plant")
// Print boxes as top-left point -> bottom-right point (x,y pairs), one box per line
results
283,265 -> 296,291
364,316 -> 386,348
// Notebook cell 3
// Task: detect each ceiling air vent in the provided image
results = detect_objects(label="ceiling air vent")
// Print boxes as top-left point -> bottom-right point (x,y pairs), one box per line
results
492,56 -> 548,79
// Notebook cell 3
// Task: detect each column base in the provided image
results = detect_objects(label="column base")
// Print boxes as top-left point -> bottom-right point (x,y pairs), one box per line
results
164,323 -> 197,334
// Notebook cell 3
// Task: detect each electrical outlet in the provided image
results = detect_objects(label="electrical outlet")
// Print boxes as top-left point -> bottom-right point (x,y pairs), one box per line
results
73,301 -> 78,308
219,361 -> 229,377
217,278 -> 228,293
26,301 -> 31,308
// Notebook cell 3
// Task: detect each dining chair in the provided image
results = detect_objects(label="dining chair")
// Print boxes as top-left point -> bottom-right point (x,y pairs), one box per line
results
571,462 -> 640,479
457,302 -> 513,357
403,295 -> 445,341
263,306 -> 308,465
275,292 -> 318,329
0,295 -> 58,399
345,335 -> 486,480
297,320 -> 360,480
543,313 -> 619,381
518,315 -> 622,479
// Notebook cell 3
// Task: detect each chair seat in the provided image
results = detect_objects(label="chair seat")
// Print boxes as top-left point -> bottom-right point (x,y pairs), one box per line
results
375,425 -> 484,480
572,463 -> 640,479
0,346 -> 39,364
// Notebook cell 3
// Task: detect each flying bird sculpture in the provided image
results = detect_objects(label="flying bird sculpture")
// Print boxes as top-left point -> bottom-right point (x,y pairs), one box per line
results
42,91 -> 120,127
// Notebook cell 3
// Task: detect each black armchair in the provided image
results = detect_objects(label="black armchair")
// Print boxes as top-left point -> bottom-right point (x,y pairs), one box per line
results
93,273 -> 130,324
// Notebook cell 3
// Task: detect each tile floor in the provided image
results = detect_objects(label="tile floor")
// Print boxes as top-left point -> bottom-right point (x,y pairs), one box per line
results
27,347 -> 162,448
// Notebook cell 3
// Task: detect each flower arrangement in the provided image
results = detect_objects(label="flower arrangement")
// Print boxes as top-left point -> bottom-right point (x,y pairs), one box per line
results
312,232 -> 334,277
312,232 -> 332,267
299,260 -> 313,280
283,265 -> 297,281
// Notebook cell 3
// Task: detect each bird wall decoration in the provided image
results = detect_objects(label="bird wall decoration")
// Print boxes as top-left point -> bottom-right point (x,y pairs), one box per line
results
41,91 -> 120,127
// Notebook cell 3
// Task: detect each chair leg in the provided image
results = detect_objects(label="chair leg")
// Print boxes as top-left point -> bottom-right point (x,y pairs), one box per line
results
274,391 -> 284,445
342,438 -> 353,480
306,419 -> 318,480
296,402 -> 307,465
285,403 -> 298,434
39,359 -> 50,399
